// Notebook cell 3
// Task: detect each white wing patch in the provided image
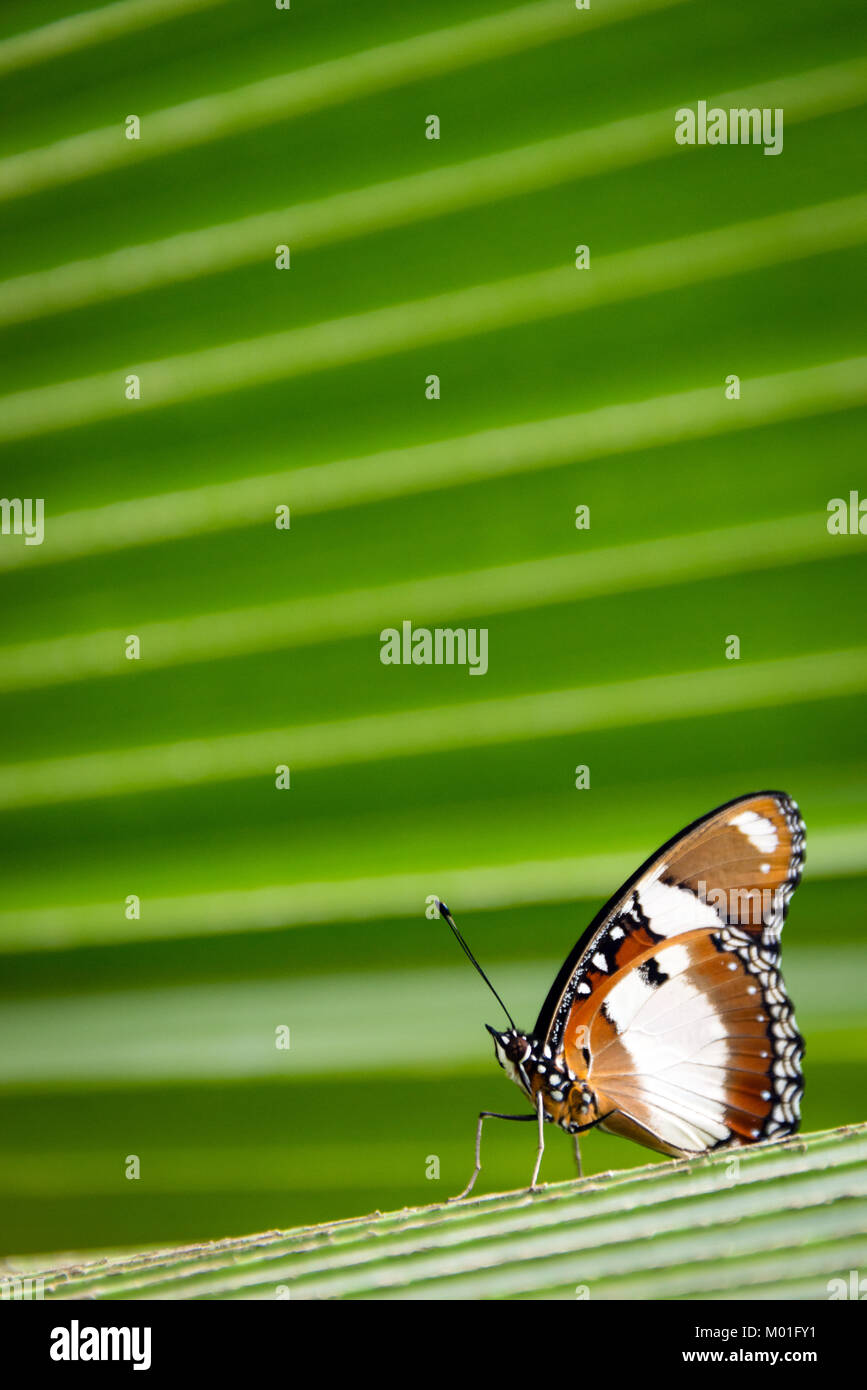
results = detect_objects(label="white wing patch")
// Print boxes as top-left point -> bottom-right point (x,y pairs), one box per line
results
599,967 -> 660,1034
637,878 -> 724,937
729,810 -> 779,854
595,947 -> 734,1151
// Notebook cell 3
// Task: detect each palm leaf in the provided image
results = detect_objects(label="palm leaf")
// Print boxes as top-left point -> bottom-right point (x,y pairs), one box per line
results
0,0 -> 864,1264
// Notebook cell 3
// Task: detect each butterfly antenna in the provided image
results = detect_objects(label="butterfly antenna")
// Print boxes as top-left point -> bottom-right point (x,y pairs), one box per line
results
435,899 -> 517,1030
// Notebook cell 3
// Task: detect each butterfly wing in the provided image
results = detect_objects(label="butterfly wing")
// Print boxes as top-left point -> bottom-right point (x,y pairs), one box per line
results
536,791 -> 805,1155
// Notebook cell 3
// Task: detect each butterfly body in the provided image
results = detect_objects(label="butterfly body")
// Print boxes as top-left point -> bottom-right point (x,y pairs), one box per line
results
447,791 -> 806,1195
488,1026 -> 600,1134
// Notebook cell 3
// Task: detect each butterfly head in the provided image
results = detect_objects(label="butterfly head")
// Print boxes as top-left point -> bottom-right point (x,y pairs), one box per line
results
435,901 -> 544,1099
486,1024 -> 534,1094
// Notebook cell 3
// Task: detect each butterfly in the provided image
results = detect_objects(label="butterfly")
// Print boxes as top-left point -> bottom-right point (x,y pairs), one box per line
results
438,790 -> 805,1199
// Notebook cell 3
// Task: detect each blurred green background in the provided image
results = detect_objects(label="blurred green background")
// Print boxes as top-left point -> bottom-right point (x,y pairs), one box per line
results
0,0 -> 865,1260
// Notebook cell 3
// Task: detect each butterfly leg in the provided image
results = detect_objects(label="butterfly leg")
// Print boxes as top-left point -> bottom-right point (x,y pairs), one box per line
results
529,1091 -> 546,1191
450,1111 -> 536,1202
573,1134 -> 583,1179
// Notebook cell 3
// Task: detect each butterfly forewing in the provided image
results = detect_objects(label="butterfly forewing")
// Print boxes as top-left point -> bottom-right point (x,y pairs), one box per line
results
536,792 -> 805,1155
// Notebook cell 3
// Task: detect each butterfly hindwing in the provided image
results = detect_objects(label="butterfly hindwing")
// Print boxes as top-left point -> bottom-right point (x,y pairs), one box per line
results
586,930 -> 802,1154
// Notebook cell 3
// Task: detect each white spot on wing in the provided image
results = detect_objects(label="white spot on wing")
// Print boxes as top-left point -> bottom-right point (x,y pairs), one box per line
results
730,810 -> 778,854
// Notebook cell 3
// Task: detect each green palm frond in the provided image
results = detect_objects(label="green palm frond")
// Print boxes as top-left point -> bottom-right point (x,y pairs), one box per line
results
0,0 -> 864,1265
